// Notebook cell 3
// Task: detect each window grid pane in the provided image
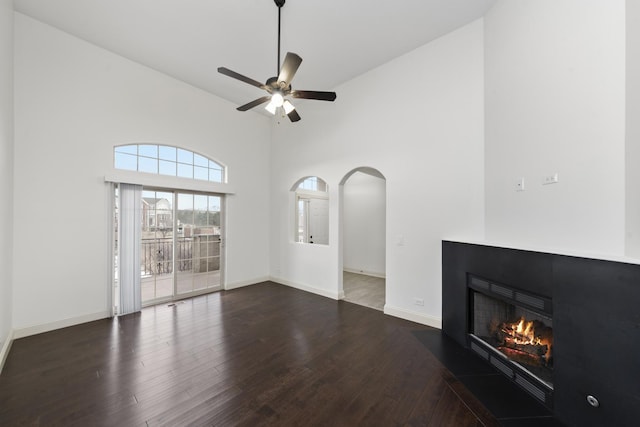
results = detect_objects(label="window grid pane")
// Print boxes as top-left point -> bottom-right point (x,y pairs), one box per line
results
209,169 -> 222,182
194,154 -> 208,167
177,149 -> 193,164
159,160 -> 177,176
115,152 -> 137,171
159,146 -> 177,161
115,145 -> 137,155
139,144 -> 158,158
139,156 -> 158,174
177,163 -> 193,179
194,166 -> 208,181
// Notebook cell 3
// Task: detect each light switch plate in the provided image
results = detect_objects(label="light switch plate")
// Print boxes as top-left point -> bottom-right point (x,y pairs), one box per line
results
543,173 -> 559,185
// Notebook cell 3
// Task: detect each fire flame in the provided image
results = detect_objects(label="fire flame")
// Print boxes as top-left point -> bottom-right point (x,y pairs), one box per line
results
502,317 -> 552,362
510,318 -> 539,345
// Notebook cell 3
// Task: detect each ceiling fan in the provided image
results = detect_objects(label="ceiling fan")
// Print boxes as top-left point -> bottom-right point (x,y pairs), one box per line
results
217,0 -> 336,122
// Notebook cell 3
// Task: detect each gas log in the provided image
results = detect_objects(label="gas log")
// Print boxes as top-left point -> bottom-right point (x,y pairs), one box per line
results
497,346 -> 545,367
495,328 -> 548,354
499,336 -> 548,357
491,318 -> 553,367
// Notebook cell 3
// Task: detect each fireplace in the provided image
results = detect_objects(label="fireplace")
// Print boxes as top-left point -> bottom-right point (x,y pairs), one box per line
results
442,241 -> 640,427
467,275 -> 553,407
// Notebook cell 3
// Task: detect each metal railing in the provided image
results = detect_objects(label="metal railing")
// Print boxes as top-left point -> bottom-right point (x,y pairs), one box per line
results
141,237 -> 220,276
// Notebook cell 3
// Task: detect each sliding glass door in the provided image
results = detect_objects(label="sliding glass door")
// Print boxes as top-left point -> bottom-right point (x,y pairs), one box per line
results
115,187 -> 224,308
140,190 -> 175,302
175,192 -> 222,296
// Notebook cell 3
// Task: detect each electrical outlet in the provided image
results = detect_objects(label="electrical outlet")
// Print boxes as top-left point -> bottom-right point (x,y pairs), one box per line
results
516,177 -> 525,192
414,298 -> 424,306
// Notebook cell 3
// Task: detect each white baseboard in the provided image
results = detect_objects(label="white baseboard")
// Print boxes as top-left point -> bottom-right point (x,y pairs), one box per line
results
270,276 -> 342,300
384,305 -> 442,329
343,267 -> 386,279
13,311 -> 111,339
224,276 -> 270,291
0,328 -> 15,374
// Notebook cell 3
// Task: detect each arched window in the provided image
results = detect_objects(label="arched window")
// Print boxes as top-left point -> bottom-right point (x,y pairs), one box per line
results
292,176 -> 329,245
297,176 -> 327,192
114,144 -> 225,183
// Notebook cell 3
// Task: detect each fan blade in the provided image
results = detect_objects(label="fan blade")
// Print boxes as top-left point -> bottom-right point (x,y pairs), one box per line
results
287,109 -> 301,122
291,90 -> 337,102
277,52 -> 302,87
218,67 -> 265,89
237,96 -> 272,111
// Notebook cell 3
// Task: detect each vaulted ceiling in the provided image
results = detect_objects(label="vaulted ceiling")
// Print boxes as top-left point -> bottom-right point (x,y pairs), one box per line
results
14,0 -> 496,109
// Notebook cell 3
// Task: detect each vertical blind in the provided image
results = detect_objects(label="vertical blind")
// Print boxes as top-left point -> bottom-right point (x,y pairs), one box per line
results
119,183 -> 142,315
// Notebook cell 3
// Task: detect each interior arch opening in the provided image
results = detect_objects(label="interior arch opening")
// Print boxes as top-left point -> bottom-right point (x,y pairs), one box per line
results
340,167 -> 386,311
291,176 -> 329,245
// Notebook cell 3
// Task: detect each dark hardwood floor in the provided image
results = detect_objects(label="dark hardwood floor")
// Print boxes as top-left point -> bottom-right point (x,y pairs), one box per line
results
0,282 -> 499,426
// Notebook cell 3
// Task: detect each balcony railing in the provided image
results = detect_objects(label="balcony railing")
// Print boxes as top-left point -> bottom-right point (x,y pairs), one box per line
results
141,236 -> 220,276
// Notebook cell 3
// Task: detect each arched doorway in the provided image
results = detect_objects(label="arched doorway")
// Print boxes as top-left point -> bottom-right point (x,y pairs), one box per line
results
339,167 -> 386,310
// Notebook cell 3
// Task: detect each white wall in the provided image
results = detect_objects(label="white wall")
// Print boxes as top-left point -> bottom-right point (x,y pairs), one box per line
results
343,171 -> 386,277
270,20 -> 485,326
626,0 -> 640,258
13,14 -> 272,332
484,0 -> 626,257
0,0 -> 14,357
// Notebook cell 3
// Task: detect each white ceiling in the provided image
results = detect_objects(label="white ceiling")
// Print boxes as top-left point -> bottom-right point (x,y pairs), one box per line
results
13,0 -> 496,109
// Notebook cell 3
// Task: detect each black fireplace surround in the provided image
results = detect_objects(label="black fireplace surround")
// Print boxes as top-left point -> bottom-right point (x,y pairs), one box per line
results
442,241 -> 640,427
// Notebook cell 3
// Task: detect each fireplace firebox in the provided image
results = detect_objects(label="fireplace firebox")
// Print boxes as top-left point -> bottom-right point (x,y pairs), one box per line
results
467,275 -> 554,408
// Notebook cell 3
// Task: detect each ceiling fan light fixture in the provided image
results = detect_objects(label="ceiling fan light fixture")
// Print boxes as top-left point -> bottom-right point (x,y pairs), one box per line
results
283,100 -> 295,114
265,101 -> 277,115
271,92 -> 284,108
265,92 -> 284,114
